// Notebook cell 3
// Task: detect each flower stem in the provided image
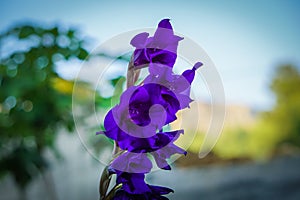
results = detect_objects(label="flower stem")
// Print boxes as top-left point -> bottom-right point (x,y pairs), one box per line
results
112,141 -> 120,156
126,55 -> 141,88
103,184 -> 122,200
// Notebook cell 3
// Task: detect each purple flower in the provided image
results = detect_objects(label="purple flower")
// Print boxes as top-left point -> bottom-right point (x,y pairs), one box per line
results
130,19 -> 183,69
110,152 -> 152,174
145,62 -> 203,109
128,83 -> 180,127
107,129 -> 186,172
109,169 -> 173,199
113,187 -> 173,200
99,62 -> 202,142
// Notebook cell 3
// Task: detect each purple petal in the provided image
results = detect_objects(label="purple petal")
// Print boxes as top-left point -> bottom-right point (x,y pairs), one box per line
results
150,50 -> 177,67
114,172 -> 150,194
133,49 -> 150,68
182,62 -> 203,84
175,93 -> 193,109
111,152 -> 152,173
147,63 -> 173,82
157,19 -> 172,30
102,110 -> 124,140
148,185 -> 174,195
113,186 -> 172,200
130,32 -> 149,48
120,130 -> 183,153
151,133 -> 186,170
151,151 -> 172,170
193,61 -> 203,70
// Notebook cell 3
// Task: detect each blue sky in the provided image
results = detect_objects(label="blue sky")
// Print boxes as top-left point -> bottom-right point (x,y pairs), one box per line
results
1,0 -> 300,110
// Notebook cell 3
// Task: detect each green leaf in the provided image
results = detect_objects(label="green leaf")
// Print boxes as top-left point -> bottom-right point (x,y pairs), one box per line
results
78,48 -> 89,60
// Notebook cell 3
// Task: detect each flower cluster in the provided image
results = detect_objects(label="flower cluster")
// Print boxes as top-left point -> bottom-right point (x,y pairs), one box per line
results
98,19 -> 202,200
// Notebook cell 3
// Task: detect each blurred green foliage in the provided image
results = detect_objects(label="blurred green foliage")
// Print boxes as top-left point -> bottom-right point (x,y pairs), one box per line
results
0,23 -> 89,189
267,65 -> 300,146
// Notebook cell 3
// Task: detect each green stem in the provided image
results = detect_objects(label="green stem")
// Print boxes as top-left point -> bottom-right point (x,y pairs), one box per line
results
103,184 -> 122,200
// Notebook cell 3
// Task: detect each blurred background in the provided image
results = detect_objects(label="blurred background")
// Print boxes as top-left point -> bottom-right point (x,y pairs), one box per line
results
1,0 -> 300,199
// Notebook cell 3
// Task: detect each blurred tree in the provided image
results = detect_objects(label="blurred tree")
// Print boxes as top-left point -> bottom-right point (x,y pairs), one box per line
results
182,65 -> 300,162
0,23 -> 90,198
213,65 -> 300,160
265,64 -> 300,146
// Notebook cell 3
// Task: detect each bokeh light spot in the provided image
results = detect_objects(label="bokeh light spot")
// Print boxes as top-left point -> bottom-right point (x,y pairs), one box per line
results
57,35 -> 70,48
42,33 -> 55,47
36,56 -> 49,69
4,96 -> 17,109
22,100 -> 33,112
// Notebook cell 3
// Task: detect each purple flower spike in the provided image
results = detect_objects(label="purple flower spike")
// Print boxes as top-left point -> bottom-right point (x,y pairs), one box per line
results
98,19 -> 204,200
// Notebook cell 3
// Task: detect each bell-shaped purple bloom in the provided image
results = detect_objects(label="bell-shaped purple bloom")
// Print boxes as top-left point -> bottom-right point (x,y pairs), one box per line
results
106,129 -> 185,172
110,152 -> 152,174
114,171 -> 150,194
130,19 -> 183,69
128,83 -> 180,127
99,83 -> 181,140
98,109 -> 182,149
145,62 -> 202,109
109,168 -> 174,199
113,187 -> 173,200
